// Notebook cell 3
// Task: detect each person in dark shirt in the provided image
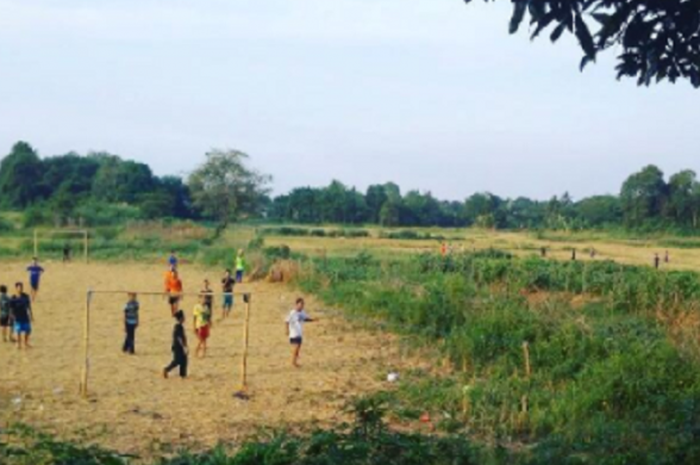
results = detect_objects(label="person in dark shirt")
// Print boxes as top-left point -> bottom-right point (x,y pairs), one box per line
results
11,283 -> 33,350
26,258 -> 45,301
221,269 -> 235,320
0,285 -> 14,343
571,249 -> 577,261
654,253 -> 661,269
163,310 -> 188,378
63,243 -> 71,263
123,293 -> 139,354
201,279 -> 214,311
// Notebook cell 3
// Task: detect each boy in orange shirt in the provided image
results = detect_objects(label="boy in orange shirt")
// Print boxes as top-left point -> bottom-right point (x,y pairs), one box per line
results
165,270 -> 183,316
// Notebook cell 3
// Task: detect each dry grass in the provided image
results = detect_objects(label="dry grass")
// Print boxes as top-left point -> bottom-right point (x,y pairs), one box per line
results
0,261 -> 414,458
264,227 -> 700,270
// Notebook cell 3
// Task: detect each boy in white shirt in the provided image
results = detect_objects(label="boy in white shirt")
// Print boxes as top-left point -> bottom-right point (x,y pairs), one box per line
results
285,298 -> 317,368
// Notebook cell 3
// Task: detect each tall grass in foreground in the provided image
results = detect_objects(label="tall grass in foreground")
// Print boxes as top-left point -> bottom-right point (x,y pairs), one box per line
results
297,251 -> 700,464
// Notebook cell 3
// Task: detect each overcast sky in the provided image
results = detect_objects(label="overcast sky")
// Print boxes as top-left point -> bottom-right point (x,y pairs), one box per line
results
0,0 -> 697,201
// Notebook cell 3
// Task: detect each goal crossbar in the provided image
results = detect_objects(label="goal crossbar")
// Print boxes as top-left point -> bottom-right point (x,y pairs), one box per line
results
79,290 -> 253,399
33,229 -> 89,263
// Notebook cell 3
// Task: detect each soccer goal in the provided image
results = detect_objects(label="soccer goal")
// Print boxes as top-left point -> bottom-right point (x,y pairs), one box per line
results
33,229 -> 89,263
78,290 -> 252,398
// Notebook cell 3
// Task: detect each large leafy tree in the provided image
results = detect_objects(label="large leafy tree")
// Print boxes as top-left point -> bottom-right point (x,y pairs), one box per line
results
188,149 -> 271,230
0,142 -> 43,208
620,164 -> 668,226
469,0 -> 700,87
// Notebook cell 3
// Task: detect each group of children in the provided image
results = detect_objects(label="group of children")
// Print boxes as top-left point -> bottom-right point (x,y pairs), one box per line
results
0,258 -> 44,349
119,249 -> 318,380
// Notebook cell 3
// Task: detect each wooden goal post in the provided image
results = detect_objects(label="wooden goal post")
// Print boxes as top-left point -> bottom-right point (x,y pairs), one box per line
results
33,229 -> 89,263
79,290 -> 252,398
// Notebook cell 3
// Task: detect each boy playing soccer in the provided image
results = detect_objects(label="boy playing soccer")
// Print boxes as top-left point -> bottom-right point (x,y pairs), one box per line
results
221,269 -> 235,320
165,269 -> 184,316
26,258 -> 44,301
123,293 -> 139,354
235,250 -> 245,283
164,310 -> 188,378
193,295 -> 212,358
168,250 -> 178,270
0,285 -> 14,343
11,283 -> 33,350
201,279 -> 214,312
285,298 -> 318,368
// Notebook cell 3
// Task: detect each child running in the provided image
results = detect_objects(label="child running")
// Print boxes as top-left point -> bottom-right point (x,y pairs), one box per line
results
26,258 -> 44,301
11,283 -> 33,350
221,269 -> 235,320
165,269 -> 183,316
1,285 -> 14,343
235,249 -> 245,283
285,298 -> 318,368
123,293 -> 139,354
164,310 -> 188,378
193,295 -> 213,358
168,250 -> 178,270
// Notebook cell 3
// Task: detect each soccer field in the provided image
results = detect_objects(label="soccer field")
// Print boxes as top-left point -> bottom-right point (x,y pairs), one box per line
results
0,261 -> 408,456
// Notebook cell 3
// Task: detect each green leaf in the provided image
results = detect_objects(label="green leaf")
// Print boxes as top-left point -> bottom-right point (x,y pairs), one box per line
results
509,2 -> 528,34
575,14 -> 596,57
550,23 -> 567,43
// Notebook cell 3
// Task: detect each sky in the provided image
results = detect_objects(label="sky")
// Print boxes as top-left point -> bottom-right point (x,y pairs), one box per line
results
0,0 -> 698,202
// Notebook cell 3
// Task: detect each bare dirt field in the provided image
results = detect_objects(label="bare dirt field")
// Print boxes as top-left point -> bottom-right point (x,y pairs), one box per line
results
0,261 -> 411,457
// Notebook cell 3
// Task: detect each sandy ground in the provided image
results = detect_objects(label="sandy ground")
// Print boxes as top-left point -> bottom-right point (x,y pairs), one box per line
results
0,261 -> 409,457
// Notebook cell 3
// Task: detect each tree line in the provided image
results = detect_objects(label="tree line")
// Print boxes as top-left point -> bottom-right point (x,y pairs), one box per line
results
1,141 -> 699,232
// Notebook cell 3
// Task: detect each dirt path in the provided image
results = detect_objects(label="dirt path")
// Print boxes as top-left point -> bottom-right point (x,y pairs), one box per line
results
0,261 -> 408,456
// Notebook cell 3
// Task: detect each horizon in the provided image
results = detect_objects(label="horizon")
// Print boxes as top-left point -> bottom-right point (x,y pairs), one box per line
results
1,0 -> 697,202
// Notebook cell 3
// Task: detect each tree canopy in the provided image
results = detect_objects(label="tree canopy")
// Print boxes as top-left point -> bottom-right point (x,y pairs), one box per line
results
468,0 -> 700,87
187,149 -> 272,229
2,141 -> 700,233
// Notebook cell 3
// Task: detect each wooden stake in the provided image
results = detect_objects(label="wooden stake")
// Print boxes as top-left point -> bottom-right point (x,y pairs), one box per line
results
84,231 -> 89,264
522,341 -> 531,378
240,294 -> 251,391
80,291 -> 91,397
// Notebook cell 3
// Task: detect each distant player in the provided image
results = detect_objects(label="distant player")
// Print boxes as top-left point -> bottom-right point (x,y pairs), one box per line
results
440,242 -> 447,257
590,248 -> 596,259
0,285 -> 14,343
168,250 -> 178,270
285,298 -> 318,368
571,249 -> 577,261
235,250 -> 246,283
163,310 -> 188,379
540,247 -> 547,258
221,269 -> 235,320
654,253 -> 660,269
201,279 -> 214,312
123,293 -> 139,355
664,250 -> 670,264
193,295 -> 212,358
165,269 -> 184,316
26,258 -> 44,301
11,283 -> 33,350
62,243 -> 71,263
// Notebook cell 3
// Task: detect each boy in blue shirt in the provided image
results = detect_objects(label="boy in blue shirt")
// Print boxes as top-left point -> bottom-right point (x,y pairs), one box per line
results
26,257 -> 44,301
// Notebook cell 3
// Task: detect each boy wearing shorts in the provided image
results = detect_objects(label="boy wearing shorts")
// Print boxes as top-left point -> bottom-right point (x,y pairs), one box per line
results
0,285 -> 14,343
285,298 -> 317,368
26,258 -> 44,301
235,250 -> 245,283
193,295 -> 212,358
11,283 -> 33,349
165,269 -> 183,316
221,269 -> 235,320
